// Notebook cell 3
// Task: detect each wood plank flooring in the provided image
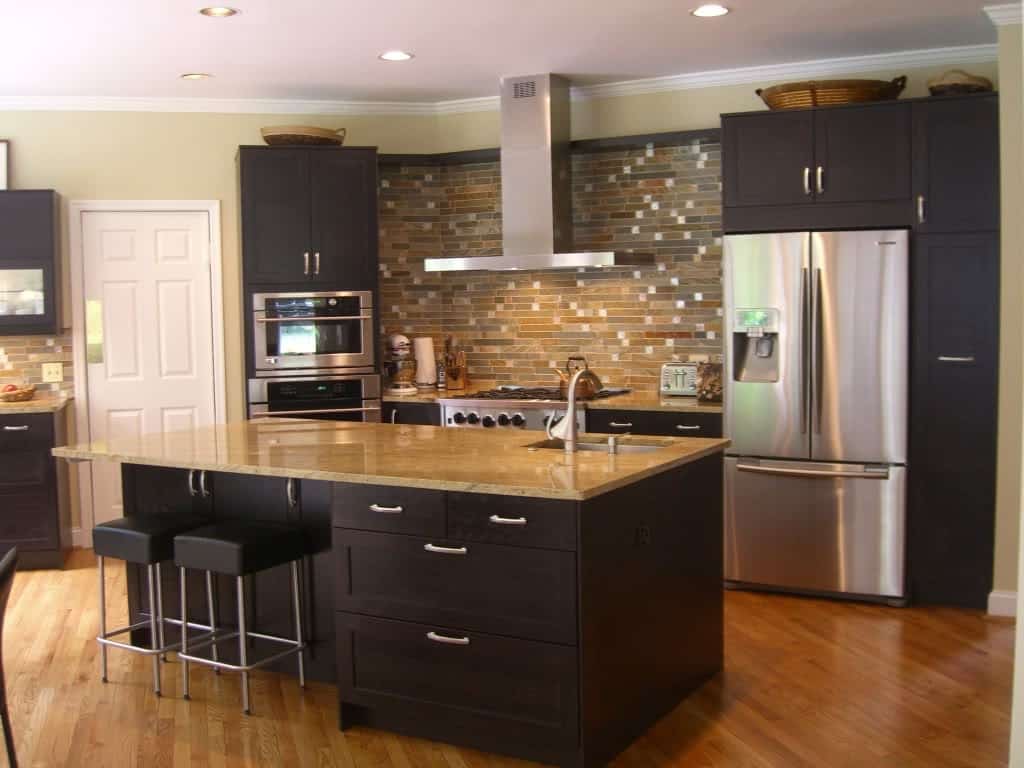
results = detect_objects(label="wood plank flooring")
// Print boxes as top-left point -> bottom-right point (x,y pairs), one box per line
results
2,549 -> 1013,767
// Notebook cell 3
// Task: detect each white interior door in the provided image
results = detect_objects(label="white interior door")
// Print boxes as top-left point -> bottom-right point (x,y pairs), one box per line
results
82,210 -> 216,525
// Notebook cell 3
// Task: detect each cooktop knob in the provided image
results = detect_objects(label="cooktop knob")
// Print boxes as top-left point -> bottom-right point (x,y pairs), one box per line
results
497,413 -> 511,426
467,412 -> 480,425
482,415 -> 496,428
452,412 -> 466,424
511,413 -> 526,427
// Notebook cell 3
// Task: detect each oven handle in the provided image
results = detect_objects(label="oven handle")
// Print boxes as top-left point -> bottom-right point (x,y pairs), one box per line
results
260,406 -> 382,417
255,315 -> 373,323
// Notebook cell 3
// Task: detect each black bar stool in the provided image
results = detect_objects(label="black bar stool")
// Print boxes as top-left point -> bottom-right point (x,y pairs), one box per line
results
92,513 -> 213,695
174,520 -> 307,714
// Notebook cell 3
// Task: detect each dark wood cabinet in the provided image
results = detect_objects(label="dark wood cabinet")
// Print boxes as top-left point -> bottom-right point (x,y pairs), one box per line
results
908,233 -> 999,608
239,146 -> 379,289
912,94 -> 999,233
723,110 -> 813,208
382,401 -> 442,426
0,190 -> 61,334
0,411 -> 70,567
586,408 -> 722,438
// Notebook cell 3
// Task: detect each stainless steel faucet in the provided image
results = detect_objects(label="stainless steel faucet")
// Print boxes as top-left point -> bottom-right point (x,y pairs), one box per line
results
546,368 -> 586,454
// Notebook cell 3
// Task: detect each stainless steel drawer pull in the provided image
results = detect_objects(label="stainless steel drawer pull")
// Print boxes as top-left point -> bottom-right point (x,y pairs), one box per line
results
199,470 -> 211,498
2,425 -> 29,432
187,469 -> 197,497
938,355 -> 975,363
423,543 -> 468,555
489,515 -> 527,526
426,631 -> 470,646
608,421 -> 633,428
369,504 -> 403,514
676,425 -> 701,431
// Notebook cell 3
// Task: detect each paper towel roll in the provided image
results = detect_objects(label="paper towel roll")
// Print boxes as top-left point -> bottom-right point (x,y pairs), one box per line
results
413,337 -> 437,386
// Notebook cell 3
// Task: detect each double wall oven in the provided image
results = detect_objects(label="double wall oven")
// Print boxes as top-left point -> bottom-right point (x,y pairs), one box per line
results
248,291 -> 380,422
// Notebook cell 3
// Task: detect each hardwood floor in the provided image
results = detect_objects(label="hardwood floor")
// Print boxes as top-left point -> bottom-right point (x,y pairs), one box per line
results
2,549 -> 1013,767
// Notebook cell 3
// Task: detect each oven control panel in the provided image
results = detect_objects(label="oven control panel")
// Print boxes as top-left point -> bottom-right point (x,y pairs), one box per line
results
441,406 -> 585,432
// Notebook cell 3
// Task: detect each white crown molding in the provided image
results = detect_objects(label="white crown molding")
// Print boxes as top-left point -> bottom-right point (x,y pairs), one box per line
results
0,43 -> 998,117
984,3 -> 1023,26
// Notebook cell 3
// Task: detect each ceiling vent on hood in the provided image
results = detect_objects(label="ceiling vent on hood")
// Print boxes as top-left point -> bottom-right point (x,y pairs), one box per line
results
424,73 -> 653,273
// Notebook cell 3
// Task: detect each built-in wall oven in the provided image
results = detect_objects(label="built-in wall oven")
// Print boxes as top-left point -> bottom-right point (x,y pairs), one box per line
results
252,291 -> 374,375
248,374 -> 381,422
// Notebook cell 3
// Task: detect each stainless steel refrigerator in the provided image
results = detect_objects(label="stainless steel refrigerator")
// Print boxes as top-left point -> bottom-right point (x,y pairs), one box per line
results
723,230 -> 908,603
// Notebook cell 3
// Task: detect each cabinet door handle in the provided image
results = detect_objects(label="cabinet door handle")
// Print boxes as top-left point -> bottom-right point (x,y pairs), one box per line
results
937,355 -> 975,363
187,469 -> 197,497
303,252 -> 310,275
426,631 -> 470,646
199,470 -> 211,499
816,166 -> 824,194
369,504 -> 403,514
314,252 -> 321,275
390,409 -> 398,424
423,543 -> 468,555
489,514 -> 527,526
676,424 -> 701,431
917,195 -> 926,224
2,425 -> 29,432
286,478 -> 298,509
609,421 -> 633,428
803,167 -> 811,196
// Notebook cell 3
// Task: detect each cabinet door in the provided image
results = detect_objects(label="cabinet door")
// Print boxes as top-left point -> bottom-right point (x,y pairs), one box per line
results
0,414 -> 57,551
912,96 -> 999,233
814,103 -> 911,204
0,191 -> 59,334
309,149 -> 379,289
240,148 -> 312,284
908,233 -> 998,608
723,111 -> 814,207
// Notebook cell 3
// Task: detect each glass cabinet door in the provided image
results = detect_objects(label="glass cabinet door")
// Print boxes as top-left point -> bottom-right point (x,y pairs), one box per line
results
0,269 -> 45,318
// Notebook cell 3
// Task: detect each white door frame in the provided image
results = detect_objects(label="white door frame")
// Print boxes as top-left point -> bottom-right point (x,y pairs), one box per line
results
68,200 -> 227,543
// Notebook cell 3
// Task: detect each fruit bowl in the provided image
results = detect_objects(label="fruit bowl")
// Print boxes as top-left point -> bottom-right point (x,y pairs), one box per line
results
0,385 -> 36,403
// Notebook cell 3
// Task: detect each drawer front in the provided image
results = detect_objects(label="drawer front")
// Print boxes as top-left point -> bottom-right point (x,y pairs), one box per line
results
332,483 -> 446,537
0,448 -> 50,490
336,612 -> 579,752
0,413 -> 54,450
333,529 -> 577,645
447,493 -> 576,551
0,490 -> 57,550
588,408 -> 722,437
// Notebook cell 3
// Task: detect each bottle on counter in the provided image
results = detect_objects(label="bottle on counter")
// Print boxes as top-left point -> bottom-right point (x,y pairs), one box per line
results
436,361 -> 447,390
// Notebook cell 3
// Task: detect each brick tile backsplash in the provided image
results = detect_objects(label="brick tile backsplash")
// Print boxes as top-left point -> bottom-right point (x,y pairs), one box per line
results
383,137 -> 723,389
0,332 -> 74,394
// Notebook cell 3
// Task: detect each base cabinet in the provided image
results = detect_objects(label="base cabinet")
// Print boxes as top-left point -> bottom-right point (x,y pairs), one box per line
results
587,408 -> 722,437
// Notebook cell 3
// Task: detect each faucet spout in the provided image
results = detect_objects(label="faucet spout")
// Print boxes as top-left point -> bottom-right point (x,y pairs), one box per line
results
546,368 -> 587,454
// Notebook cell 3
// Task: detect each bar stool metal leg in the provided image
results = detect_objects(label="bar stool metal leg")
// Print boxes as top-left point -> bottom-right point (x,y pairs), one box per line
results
155,563 -> 167,661
98,556 -> 108,683
290,560 -> 305,688
180,567 -> 190,700
237,576 -> 250,714
146,564 -> 161,696
205,571 -> 219,671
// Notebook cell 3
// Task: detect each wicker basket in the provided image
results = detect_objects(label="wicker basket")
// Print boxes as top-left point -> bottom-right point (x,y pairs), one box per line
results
0,385 -> 35,403
757,77 -> 907,110
261,126 -> 347,146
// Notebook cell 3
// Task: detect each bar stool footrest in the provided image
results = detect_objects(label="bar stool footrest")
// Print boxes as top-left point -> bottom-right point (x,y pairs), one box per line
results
179,631 -> 305,674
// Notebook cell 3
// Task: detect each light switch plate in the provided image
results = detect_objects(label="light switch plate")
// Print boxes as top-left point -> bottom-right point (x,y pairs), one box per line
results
41,363 -> 64,383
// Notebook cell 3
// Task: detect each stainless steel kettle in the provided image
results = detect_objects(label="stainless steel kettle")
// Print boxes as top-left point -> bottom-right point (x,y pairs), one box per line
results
553,355 -> 603,399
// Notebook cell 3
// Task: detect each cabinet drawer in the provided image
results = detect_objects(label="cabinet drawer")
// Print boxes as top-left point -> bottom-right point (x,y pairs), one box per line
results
0,413 -> 54,450
333,529 -> 577,645
332,483 -> 445,537
336,612 -> 579,754
447,493 -> 576,551
587,408 -> 722,437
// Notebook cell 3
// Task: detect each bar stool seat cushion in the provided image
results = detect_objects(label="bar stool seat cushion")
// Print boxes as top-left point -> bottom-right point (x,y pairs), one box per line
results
94,513 -> 211,564
174,521 -> 306,576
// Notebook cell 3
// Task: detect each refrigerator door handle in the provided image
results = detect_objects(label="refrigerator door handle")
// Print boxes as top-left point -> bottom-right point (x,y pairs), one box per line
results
812,266 -> 824,435
800,266 -> 810,434
736,461 -> 890,480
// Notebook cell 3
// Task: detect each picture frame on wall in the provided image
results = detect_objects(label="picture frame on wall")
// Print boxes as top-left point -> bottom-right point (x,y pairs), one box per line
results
0,140 -> 7,190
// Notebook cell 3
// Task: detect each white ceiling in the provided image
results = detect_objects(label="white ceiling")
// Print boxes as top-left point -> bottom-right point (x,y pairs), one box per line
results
0,0 -> 1001,106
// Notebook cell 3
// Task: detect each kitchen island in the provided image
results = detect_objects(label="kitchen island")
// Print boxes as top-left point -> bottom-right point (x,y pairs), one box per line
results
55,420 -> 727,767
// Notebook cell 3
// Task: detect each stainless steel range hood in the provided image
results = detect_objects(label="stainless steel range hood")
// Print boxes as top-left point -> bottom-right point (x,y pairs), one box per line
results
425,74 -> 645,273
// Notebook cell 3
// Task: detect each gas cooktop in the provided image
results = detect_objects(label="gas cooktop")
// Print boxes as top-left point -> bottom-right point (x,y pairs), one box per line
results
437,386 -> 631,430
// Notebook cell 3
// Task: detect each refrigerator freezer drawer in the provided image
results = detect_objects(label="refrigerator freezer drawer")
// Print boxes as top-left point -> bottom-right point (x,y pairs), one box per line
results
724,457 -> 906,599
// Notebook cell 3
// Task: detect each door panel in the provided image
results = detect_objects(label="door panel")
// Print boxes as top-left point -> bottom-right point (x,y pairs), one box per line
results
724,457 -> 906,598
310,150 -> 378,289
240,148 -> 311,284
82,210 -> 217,524
811,230 -> 908,463
723,112 -> 814,207
724,232 -> 809,459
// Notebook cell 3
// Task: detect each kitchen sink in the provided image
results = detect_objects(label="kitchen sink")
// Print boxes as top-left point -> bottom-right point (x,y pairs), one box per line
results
525,438 -> 665,454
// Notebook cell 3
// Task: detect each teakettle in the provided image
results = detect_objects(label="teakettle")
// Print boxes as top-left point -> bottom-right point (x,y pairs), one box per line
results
552,355 -> 603,400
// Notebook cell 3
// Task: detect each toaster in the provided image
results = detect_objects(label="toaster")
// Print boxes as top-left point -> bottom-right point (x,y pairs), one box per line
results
661,362 -> 698,396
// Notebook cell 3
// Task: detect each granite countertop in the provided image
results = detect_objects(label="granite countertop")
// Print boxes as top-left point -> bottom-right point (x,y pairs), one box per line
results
0,392 -> 72,415
54,419 -> 729,501
384,386 -> 723,414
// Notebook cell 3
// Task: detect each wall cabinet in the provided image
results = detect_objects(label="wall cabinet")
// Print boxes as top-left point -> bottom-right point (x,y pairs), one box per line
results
239,147 -> 379,290
0,191 -> 61,335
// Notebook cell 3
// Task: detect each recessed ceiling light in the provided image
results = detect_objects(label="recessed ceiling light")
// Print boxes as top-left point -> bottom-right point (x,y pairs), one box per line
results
691,4 -> 730,17
199,6 -> 238,16
180,72 -> 213,80
378,50 -> 414,62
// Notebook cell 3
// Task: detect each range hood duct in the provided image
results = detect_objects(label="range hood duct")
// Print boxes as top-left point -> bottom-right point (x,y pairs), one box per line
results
424,74 -> 650,273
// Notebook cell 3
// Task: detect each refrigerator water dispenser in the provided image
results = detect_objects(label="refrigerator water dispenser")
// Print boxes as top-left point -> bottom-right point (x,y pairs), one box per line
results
731,308 -> 780,383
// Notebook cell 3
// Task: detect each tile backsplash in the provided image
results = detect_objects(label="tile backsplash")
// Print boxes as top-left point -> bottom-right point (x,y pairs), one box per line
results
0,332 -> 74,394
379,136 -> 723,391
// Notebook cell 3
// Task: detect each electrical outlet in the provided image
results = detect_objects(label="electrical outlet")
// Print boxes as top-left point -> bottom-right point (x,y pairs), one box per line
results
41,363 -> 64,383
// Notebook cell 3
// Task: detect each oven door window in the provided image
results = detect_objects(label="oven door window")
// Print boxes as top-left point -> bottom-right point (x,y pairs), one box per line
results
265,318 -> 363,358
0,269 -> 45,318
